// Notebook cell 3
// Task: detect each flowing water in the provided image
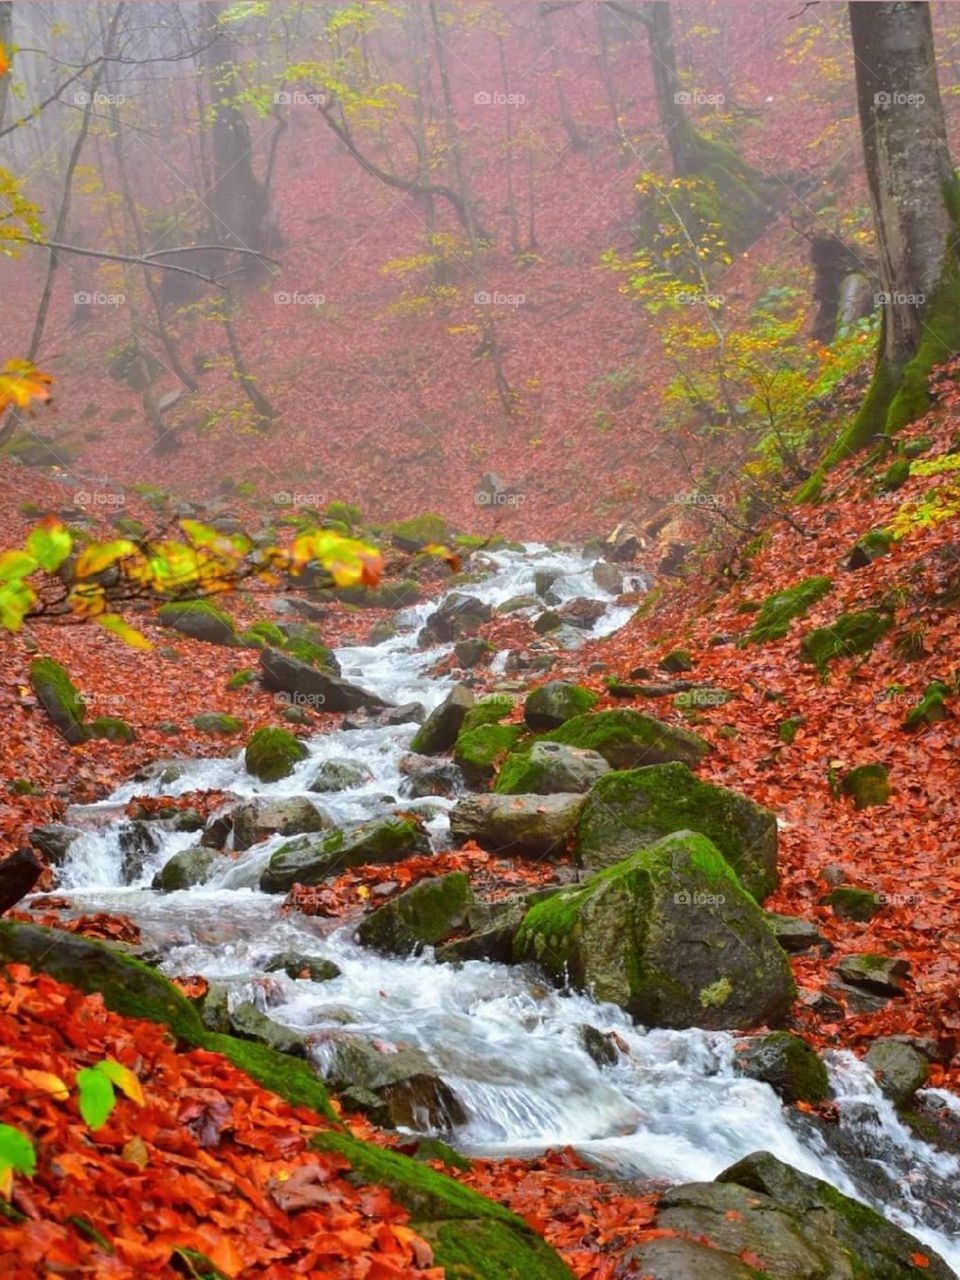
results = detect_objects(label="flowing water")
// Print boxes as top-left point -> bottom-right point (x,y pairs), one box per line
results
46,545 -> 960,1271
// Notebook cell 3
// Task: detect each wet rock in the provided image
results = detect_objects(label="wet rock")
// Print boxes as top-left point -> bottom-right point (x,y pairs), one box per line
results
544,710 -> 711,770
524,681 -> 599,730
192,711 -> 242,735
764,913 -> 826,954
356,872 -> 473,955
418,593 -> 492,646
321,1036 -> 467,1131
118,821 -> 160,883
822,885 -> 882,922
449,793 -> 586,859
199,982 -> 231,1034
533,568 -> 562,601
228,1003 -> 307,1057
152,845 -> 219,891
504,649 -> 555,675
307,759 -> 373,793
865,1038 -> 929,1105
231,796 -> 331,851
29,824 -> 84,865
400,761 -> 464,799
201,812 -> 233,850
575,762 -> 777,900
131,758 -> 187,787
496,594 -> 540,614
368,618 -> 397,646
836,953 -> 910,997
410,683 -> 474,754
532,609 -> 562,634
453,724 -> 526,787
494,741 -> 610,795
617,1235 -> 759,1280
557,597 -> 606,629
259,817 -> 430,893
259,647 -> 390,714
515,831 -> 794,1031
578,1024 -> 619,1068
591,561 -> 624,594
436,899 -> 526,964
264,951 -> 341,983
454,637 -> 494,667
736,1031 -> 830,1105
244,726 -> 308,783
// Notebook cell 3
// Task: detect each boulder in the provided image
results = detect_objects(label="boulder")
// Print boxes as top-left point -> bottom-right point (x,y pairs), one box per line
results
764,913 -> 825,954
118,822 -> 160,884
514,831 -> 794,1030
736,1031 -> 830,1104
228,1002 -> 307,1057
618,1235 -> 759,1280
321,1036 -> 467,1131
543,710 -> 710,770
156,600 -> 238,646
591,561 -> 624,594
557,598 -> 606,629
259,818 -> 430,893
799,609 -> 892,673
399,761 -> 464,799
840,763 -> 890,809
822,885 -> 882,922
836,953 -> 910,997
523,681 -> 599,730
260,647 -> 390,714
436,899 -> 526,964
231,796 -> 331,851
454,637 -> 494,667
865,1038 -> 929,1105
418,593 -> 492,646
307,759 -> 372,793
29,657 -> 89,745
192,711 -> 242,735
265,951 -> 341,983
152,845 -> 219,891
29,823 -> 84,865
244,727 -> 308,782
453,724 -> 526,787
356,872 -> 473,955
449,794 -> 586,859
574,763 -> 777,900
494,741 -> 610,795
410,683 -> 475,754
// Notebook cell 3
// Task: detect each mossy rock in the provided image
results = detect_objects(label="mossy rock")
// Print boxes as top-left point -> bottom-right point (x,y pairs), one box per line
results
356,872 -> 473,955
574,763 -> 778,900
193,711 -> 242,735
153,845 -> 219,891
514,831 -> 794,1030
848,528 -> 894,569
29,657 -> 89,744
747,576 -> 833,645
799,609 -> 892,673
736,1031 -> 830,1104
494,741 -> 610,796
244,726 -> 308,782
157,599 -> 238,647
823,885 -> 882,922
864,1038 -> 929,1106
411,684 -> 475,754
89,715 -> 136,743
523,681 -> 599,730
878,458 -> 911,492
240,620 -> 285,649
265,951 -> 341,983
454,723 -> 526,787
459,694 -> 514,735
391,513 -> 448,552
904,680 -> 950,729
660,648 -> 694,673
840,763 -> 890,809
543,710 -> 710,770
226,668 -> 256,690
259,818 -> 430,893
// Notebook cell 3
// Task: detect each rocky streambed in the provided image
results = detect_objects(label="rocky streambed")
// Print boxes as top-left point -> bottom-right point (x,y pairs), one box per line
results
15,544 -> 960,1277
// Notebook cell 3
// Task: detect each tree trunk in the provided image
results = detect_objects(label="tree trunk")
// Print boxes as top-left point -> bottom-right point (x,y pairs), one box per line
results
810,2 -> 959,477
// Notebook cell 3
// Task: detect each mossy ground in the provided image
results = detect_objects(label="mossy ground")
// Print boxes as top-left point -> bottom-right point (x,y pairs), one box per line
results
746,576 -> 833,645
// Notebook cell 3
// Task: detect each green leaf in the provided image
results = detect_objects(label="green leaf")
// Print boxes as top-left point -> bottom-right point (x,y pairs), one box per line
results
95,613 -> 153,651
0,549 -> 38,582
75,1067 -> 116,1129
95,1059 -> 144,1105
0,1126 -> 36,1176
25,519 -> 72,573
0,578 -> 35,631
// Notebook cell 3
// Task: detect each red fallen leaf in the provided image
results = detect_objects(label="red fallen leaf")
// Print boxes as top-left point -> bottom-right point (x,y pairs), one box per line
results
911,1253 -> 930,1269
267,1162 -> 342,1212
741,1250 -> 767,1270
725,1209 -> 744,1220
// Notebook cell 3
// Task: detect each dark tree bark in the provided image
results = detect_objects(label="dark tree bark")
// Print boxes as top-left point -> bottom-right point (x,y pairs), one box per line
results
0,849 -> 43,915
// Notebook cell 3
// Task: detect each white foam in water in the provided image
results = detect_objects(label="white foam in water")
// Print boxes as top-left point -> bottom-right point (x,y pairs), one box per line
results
48,544 -> 960,1273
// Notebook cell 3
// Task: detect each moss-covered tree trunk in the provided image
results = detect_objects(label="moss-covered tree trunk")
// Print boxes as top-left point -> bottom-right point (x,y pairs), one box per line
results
821,2 -> 959,468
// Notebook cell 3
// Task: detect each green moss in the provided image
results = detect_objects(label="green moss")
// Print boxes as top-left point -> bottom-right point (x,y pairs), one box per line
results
778,716 -> 804,745
660,648 -> 693,673
240,620 -> 285,648
192,712 -> 242,735
524,682 -> 599,730
840,763 -> 890,809
356,872 -> 473,954
878,458 -> 911,493
244,726 -> 308,782
738,1030 -> 830,1104
325,500 -> 362,528
226,668 -> 256,689
29,656 -> 89,744
157,599 -> 238,645
799,609 -> 892,673
853,528 -> 894,560
746,576 -> 833,645
543,710 -> 710,770
391,513 -> 448,551
453,724 -> 526,786
459,694 -> 514,735
88,715 -> 136,743
823,886 -> 882,922
699,976 -> 733,1008
282,637 -> 337,668
904,679 -> 951,729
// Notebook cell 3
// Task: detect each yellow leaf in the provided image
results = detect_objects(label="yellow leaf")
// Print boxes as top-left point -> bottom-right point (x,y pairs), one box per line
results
95,613 -> 153,650
0,1164 -> 11,1200
0,359 -> 52,412
0,45 -> 9,79
21,1069 -> 69,1101
74,539 -> 137,579
122,1135 -> 149,1169
96,1059 -> 144,1106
